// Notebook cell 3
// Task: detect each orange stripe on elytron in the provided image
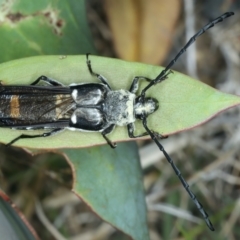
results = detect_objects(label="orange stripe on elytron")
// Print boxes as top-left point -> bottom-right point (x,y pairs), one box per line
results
10,95 -> 20,118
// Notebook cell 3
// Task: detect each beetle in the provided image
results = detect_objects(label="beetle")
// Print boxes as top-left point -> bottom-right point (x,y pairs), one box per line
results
0,12 -> 234,230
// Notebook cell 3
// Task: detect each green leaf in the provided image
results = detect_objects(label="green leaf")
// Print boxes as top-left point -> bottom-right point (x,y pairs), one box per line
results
0,55 -> 239,149
0,191 -> 38,240
0,0 -> 96,62
62,143 -> 149,240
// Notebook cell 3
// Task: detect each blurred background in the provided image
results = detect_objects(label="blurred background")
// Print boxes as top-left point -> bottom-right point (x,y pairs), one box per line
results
0,0 -> 240,239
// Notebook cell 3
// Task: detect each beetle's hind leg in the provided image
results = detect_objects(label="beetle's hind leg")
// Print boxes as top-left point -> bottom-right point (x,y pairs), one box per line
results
86,54 -> 112,90
6,128 -> 64,146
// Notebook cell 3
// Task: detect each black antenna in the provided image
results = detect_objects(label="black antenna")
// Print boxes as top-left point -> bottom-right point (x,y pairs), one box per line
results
141,12 -> 234,96
141,12 -> 235,230
143,118 -> 215,231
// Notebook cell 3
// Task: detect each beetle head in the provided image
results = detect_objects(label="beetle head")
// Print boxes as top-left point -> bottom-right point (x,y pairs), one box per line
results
134,97 -> 158,120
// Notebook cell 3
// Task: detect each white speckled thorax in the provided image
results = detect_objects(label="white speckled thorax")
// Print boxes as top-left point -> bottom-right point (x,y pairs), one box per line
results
104,89 -> 135,126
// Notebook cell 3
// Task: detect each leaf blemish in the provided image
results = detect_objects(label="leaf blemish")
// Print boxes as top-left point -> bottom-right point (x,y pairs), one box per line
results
0,1 -> 64,36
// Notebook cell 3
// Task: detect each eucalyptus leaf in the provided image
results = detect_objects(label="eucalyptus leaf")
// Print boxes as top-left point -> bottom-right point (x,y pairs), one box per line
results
0,0 -> 95,62
0,55 -> 239,149
0,192 -> 38,240
63,142 -> 149,240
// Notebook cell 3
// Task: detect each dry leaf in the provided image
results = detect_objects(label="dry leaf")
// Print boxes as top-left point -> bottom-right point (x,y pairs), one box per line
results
104,0 -> 181,64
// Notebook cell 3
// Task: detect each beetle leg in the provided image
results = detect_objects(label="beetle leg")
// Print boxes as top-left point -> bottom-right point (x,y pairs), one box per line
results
129,77 -> 152,93
101,124 -> 116,148
152,131 -> 168,139
139,70 -> 173,100
30,75 -> 64,86
128,123 -> 168,139
127,123 -> 149,138
6,128 -> 64,146
86,54 -> 112,90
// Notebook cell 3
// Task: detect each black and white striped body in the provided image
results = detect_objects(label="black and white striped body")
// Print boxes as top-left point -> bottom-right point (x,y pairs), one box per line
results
0,80 -> 156,137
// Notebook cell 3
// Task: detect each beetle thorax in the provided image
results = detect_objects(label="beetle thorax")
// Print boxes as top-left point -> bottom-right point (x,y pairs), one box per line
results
104,90 -> 136,126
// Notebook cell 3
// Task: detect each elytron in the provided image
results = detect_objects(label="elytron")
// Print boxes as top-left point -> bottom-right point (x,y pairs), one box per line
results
0,12 -> 234,230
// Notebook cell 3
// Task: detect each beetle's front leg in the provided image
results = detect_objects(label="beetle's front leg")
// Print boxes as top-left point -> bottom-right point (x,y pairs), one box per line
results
129,77 -> 152,94
127,123 -> 149,138
127,123 -> 168,139
140,70 -> 173,98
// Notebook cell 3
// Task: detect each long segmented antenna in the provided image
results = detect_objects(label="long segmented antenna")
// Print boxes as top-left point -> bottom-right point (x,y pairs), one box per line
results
141,12 -> 234,95
142,118 -> 215,231
140,12 -> 235,230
